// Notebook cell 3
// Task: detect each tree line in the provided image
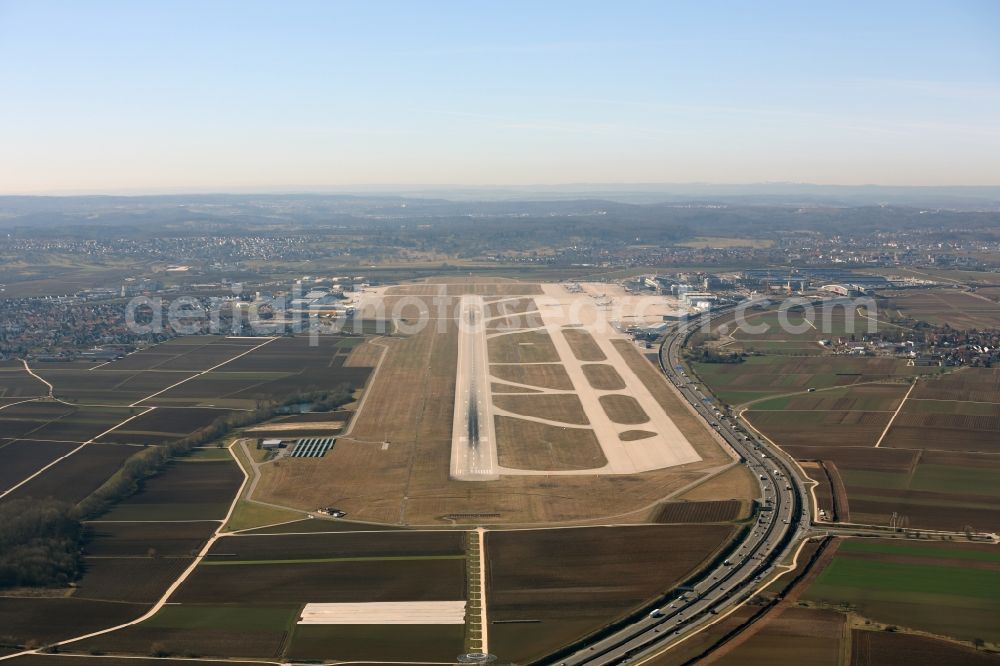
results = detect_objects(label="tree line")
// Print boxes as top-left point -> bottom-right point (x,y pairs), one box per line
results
0,383 -> 353,590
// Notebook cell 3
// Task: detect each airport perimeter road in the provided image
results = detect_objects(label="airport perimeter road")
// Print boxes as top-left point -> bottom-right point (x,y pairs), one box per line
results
552,306 -> 811,665
450,295 -> 500,481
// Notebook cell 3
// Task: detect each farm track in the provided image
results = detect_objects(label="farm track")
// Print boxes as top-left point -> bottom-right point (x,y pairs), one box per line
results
0,438 -> 250,662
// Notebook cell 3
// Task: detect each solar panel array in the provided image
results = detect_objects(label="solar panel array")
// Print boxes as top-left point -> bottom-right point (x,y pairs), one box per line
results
290,437 -> 335,458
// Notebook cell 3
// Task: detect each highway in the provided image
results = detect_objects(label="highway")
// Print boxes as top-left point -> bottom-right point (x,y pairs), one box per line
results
450,295 -> 500,481
551,305 -> 811,665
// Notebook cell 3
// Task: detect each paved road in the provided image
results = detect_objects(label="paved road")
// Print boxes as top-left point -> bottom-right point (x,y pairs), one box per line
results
552,304 -> 811,665
450,295 -> 499,481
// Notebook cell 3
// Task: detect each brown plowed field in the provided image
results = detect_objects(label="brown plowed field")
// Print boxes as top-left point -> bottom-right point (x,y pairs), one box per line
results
911,367 -> 1000,402
486,524 -> 735,663
887,289 -> 1000,329
174,559 -> 465,604
651,499 -> 745,523
0,440 -> 77,492
850,629 -> 1000,666
98,458 -> 243,521
6,657 -> 272,666
205,530 -> 465,561
0,361 -> 48,397
746,410 -> 889,448
74,556 -> 192,603
711,607 -> 846,666
83,521 -> 215,557
96,407 -> 231,445
3,443 -> 139,504
73,624 -> 290,662
0,597 -> 142,646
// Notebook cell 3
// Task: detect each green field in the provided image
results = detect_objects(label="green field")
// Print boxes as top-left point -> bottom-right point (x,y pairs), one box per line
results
805,541 -> 1000,643
836,540 -> 1000,563
184,447 -> 235,460
143,604 -> 297,631
691,356 -> 918,407
909,464 -> 1000,496
225,499 -> 304,532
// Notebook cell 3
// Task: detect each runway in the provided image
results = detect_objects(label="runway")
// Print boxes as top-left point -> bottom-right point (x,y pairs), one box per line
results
450,295 -> 500,481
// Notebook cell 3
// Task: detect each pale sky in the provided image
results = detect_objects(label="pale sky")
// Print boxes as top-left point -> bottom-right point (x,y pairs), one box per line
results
1,0 -> 999,193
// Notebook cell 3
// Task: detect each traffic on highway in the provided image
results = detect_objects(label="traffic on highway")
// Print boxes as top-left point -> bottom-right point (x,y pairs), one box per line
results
553,305 -> 812,665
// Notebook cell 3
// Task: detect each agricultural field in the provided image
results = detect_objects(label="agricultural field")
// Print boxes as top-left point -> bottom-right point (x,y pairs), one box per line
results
0,402 -> 135,441
143,336 -> 372,409
3,442 -> 140,504
97,456 -> 244,521
0,440 -> 77,492
0,598 -> 142,648
787,446 -> 1000,530
23,335 -> 372,410
691,356 -> 999,531
850,629 -> 1000,665
0,521 -> 220,650
73,605 -> 297,660
0,360 -> 48,397
707,303 -> 879,356
745,409 -> 892,449
76,530 -> 469,661
485,524 -> 735,663
882,368 -> 1000,453
804,539 -> 1000,645
82,520 -> 216,558
883,288 -> 1000,329
95,407 -> 232,445
286,624 -> 465,662
651,499 -> 747,523
711,607 -> 847,666
692,356 -> 920,407
5,657 -> 273,666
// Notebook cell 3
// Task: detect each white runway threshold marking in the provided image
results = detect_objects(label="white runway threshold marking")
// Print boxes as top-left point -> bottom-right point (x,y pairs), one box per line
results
298,601 -> 466,625
450,294 -> 500,481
